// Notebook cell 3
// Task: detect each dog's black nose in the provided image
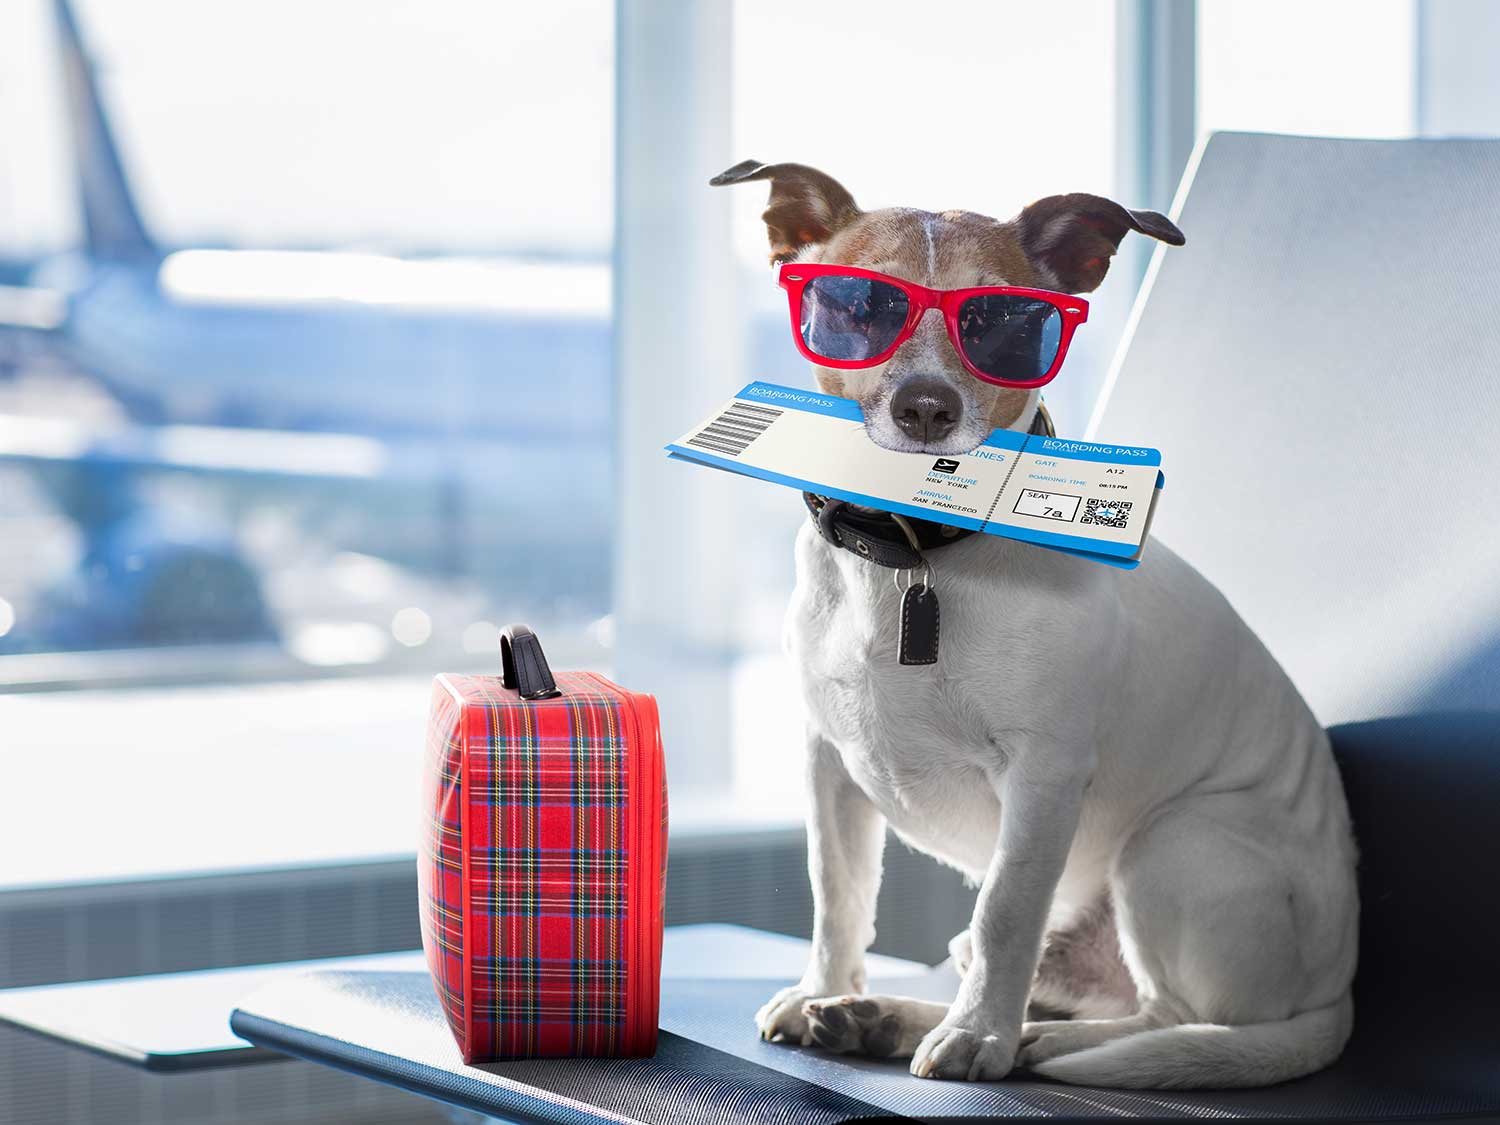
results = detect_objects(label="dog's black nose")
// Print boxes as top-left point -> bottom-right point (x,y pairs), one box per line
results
890,377 -> 962,443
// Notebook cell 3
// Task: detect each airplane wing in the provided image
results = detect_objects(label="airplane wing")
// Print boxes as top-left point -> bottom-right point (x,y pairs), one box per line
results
0,412 -> 447,482
0,411 -> 610,526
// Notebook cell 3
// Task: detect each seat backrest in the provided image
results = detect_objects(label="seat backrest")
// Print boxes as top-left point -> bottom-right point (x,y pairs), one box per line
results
1095,132 -> 1500,724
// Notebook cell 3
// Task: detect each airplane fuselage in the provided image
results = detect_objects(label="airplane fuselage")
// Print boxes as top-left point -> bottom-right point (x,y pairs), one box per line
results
49,252 -> 613,441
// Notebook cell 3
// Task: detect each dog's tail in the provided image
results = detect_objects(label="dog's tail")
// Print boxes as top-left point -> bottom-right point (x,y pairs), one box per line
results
1030,993 -> 1353,1089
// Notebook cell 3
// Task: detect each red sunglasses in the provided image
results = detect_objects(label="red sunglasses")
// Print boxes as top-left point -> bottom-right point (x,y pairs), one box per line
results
777,262 -> 1088,389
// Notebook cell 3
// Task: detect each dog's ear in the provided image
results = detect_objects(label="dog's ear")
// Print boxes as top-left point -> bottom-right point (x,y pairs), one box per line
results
1015,193 -> 1185,293
710,159 -> 861,264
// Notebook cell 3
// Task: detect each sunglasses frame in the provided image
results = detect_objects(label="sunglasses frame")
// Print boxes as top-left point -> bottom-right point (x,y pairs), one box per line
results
777,261 -> 1089,389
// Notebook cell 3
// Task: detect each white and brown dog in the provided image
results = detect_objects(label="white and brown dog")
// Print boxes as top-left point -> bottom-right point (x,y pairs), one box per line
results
712,161 -> 1359,1088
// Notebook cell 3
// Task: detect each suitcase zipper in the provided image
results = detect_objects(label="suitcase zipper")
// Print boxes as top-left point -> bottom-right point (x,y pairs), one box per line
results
640,692 -> 663,1052
630,690 -> 661,1054
622,687 -> 649,1054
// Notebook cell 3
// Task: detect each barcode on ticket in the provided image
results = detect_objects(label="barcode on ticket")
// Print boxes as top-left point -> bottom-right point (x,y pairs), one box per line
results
685,401 -> 782,457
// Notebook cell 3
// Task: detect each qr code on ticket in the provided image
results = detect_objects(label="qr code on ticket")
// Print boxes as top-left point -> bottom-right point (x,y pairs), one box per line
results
1079,498 -> 1132,529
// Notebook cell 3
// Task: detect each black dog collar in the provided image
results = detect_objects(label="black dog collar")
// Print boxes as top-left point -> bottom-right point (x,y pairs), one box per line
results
804,403 -> 1055,571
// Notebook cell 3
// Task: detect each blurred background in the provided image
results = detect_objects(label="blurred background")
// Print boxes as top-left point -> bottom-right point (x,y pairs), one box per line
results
0,1 -> 1496,1121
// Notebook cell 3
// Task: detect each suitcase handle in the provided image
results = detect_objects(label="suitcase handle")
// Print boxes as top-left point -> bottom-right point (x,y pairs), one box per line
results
500,624 -> 562,699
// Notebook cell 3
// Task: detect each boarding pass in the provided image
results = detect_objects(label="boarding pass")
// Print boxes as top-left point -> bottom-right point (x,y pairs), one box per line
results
666,381 -> 1164,568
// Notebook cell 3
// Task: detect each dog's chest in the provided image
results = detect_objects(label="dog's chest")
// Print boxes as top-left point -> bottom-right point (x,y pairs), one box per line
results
787,530 -> 1004,854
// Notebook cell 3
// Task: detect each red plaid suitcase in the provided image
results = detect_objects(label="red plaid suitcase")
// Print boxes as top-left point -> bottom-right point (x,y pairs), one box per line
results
418,624 -> 667,1062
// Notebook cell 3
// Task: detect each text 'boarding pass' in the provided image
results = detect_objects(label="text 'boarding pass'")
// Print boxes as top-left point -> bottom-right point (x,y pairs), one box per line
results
665,382 -> 1165,568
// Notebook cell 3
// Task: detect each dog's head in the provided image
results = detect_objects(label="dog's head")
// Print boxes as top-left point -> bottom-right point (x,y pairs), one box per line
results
712,160 -> 1184,454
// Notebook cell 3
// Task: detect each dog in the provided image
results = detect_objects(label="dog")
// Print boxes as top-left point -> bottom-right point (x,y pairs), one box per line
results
711,160 -> 1359,1088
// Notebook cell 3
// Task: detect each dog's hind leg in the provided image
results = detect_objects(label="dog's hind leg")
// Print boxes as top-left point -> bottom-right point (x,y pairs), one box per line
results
801,994 -> 947,1058
1027,896 -> 1138,1022
1017,1007 -> 1170,1068
1025,795 -> 1357,1088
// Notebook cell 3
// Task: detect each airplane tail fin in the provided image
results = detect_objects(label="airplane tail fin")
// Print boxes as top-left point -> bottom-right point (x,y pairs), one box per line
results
53,0 -> 157,262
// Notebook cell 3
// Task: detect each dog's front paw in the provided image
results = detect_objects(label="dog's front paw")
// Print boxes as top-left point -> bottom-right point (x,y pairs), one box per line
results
911,1020 -> 1017,1081
755,985 -> 823,1045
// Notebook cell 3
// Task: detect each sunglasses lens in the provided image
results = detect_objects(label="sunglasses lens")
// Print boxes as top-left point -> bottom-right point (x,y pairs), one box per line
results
799,275 -> 910,362
956,295 -> 1063,383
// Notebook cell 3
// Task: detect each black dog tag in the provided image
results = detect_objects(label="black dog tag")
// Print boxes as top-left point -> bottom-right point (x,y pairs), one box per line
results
898,583 -> 940,665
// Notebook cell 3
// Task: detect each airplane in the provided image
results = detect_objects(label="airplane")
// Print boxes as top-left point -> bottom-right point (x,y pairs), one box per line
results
0,0 -> 627,658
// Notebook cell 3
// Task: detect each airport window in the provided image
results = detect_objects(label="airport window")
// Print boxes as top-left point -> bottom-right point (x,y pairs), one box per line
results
0,0 -> 615,885
1197,0 -> 1416,138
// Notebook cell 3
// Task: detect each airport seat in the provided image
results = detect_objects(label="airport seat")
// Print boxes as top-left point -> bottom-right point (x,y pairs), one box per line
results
1096,131 -> 1500,723
1087,132 -> 1500,1117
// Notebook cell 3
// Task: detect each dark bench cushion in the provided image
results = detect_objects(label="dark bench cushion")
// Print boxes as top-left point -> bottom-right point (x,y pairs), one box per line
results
1334,713 -> 1500,1037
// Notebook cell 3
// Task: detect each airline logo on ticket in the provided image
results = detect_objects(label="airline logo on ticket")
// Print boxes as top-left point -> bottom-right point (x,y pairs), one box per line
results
665,382 -> 1164,568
